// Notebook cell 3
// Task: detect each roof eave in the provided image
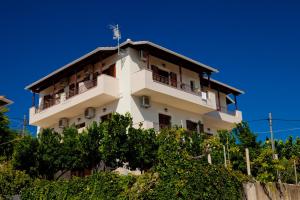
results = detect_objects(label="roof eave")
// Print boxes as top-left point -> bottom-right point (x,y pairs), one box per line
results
25,39 -> 220,91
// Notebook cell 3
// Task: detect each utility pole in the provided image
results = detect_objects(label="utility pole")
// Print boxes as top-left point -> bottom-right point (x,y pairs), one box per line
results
268,112 -> 275,157
268,112 -> 281,182
245,148 -> 251,176
294,160 -> 298,185
223,145 -> 227,168
227,135 -> 231,165
22,115 -> 27,136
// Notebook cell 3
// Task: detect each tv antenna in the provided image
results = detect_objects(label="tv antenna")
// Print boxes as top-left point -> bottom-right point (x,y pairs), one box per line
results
110,24 -> 121,55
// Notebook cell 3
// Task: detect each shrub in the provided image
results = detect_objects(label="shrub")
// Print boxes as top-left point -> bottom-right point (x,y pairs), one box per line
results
21,172 -> 136,200
0,163 -> 31,199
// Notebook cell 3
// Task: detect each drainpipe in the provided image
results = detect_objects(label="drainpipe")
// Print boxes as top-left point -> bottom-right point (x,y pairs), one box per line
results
217,88 -> 221,111
234,95 -> 238,110
207,72 -> 211,89
32,92 -> 36,107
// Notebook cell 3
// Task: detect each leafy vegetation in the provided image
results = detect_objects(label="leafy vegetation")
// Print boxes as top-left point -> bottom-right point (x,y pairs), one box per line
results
20,127 -> 243,200
0,109 -> 299,199
0,108 -> 18,162
0,163 -> 31,199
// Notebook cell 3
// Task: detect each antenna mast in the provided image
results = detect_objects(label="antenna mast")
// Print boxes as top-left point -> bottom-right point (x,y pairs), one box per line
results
110,24 -> 121,55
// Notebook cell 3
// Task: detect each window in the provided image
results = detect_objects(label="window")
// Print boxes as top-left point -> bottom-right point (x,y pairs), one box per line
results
75,122 -> 85,129
170,72 -> 177,87
186,120 -> 204,133
100,113 -> 112,122
159,114 -> 171,130
151,65 -> 169,84
102,64 -> 116,77
190,80 -> 195,92
199,122 -> 204,133
186,120 -> 198,132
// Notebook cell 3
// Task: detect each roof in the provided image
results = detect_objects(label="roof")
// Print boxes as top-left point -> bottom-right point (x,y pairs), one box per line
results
25,39 -> 219,92
226,96 -> 235,104
202,77 -> 244,95
0,96 -> 13,108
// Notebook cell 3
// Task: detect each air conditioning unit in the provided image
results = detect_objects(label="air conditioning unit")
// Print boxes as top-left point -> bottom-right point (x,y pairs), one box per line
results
84,107 -> 96,119
140,50 -> 148,62
141,96 -> 151,108
59,118 -> 69,128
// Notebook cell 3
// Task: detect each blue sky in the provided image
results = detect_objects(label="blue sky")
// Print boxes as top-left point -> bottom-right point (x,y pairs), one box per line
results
1,0 -> 300,140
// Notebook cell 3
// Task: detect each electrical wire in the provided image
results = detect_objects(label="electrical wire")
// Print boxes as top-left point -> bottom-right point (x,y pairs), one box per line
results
245,119 -> 268,123
272,119 -> 300,122
0,138 -> 24,146
255,127 -> 300,134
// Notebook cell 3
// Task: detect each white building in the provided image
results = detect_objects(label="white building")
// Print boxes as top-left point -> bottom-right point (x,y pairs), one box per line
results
0,96 -> 13,109
26,39 -> 244,135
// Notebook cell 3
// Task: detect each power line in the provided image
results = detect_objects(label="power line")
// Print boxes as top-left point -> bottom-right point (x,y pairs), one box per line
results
255,127 -> 300,134
273,119 -> 300,122
0,138 -> 24,146
245,119 -> 268,123
246,118 -> 300,123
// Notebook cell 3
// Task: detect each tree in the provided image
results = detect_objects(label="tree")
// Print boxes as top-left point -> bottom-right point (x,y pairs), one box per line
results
252,147 -> 282,182
37,128 -> 62,179
127,127 -> 158,171
78,122 -> 103,169
156,127 -> 204,175
233,122 -> 259,150
0,108 -> 18,161
99,113 -> 132,168
12,135 -> 39,177
59,127 -> 84,174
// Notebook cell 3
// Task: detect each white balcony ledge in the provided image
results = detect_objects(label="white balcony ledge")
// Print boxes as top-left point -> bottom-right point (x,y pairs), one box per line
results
131,69 -> 217,114
29,75 -> 119,127
204,110 -> 243,130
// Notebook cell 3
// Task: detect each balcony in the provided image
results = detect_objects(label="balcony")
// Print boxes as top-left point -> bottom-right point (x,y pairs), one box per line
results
29,75 -> 119,127
131,69 -> 217,114
204,106 -> 242,130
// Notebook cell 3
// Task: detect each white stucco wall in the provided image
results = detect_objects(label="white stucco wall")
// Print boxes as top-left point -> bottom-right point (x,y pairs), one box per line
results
34,47 -> 240,135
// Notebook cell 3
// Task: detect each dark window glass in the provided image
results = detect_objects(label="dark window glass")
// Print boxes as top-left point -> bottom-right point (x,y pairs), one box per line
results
186,120 -> 198,132
159,114 -> 171,130
101,113 -> 112,122
75,122 -> 85,129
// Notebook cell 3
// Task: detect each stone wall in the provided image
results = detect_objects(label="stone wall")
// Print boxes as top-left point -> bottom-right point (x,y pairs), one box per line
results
244,182 -> 300,200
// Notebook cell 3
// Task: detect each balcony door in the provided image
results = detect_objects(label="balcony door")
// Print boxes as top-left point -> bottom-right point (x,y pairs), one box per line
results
151,65 -> 169,85
103,64 -> 116,77
159,113 -> 171,130
170,72 -> 177,87
186,120 -> 198,132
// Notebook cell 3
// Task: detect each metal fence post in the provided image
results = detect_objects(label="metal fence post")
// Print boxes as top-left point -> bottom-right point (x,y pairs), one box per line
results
207,153 -> 212,164
223,145 -> 227,168
294,160 -> 298,185
245,148 -> 251,176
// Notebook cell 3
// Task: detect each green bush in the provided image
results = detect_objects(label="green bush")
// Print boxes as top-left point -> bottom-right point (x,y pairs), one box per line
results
21,166 -> 243,200
20,127 -> 243,200
0,163 -> 31,199
21,172 -> 136,200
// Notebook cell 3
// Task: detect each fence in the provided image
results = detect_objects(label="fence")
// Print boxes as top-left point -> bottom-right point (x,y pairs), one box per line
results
206,146 -> 299,185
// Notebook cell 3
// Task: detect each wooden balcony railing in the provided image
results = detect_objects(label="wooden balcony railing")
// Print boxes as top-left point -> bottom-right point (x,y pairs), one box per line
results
66,79 -> 97,99
218,105 -> 237,115
152,72 -> 202,96
37,79 -> 97,112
